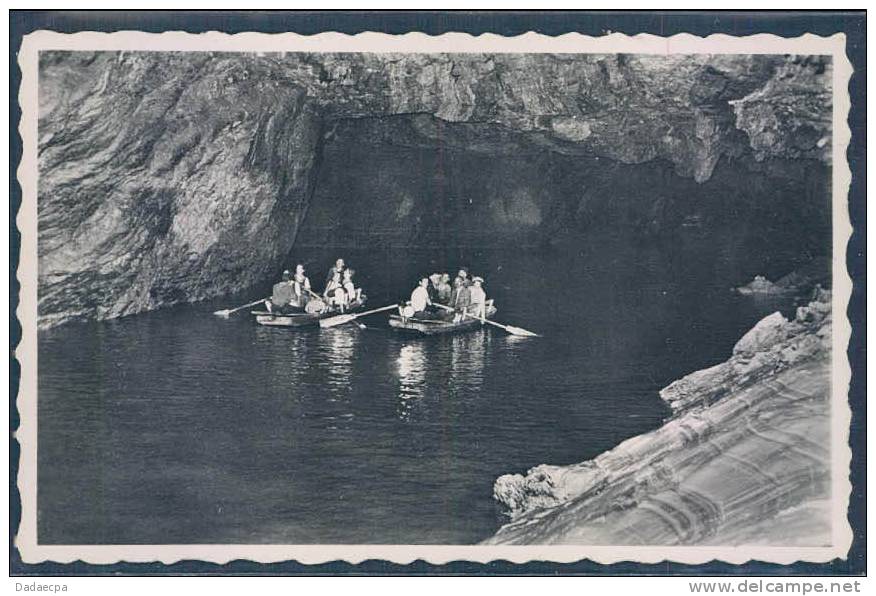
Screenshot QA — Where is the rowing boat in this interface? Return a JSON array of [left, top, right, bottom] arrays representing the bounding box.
[[251, 298, 367, 328], [388, 304, 497, 336]]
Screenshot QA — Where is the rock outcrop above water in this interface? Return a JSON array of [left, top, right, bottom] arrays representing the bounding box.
[[736, 256, 831, 296], [736, 276, 792, 296], [36, 52, 832, 327], [487, 290, 832, 546]]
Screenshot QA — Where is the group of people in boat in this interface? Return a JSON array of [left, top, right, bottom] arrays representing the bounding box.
[[267, 258, 363, 314], [402, 267, 489, 323], [266, 258, 489, 324]]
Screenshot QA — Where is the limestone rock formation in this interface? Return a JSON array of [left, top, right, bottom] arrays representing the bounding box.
[[36, 52, 833, 327], [732, 56, 833, 164], [488, 291, 832, 545], [38, 52, 323, 327]]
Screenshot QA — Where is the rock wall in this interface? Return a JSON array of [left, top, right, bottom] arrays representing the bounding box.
[[296, 115, 830, 249], [36, 52, 832, 327], [38, 52, 323, 327], [487, 290, 832, 545]]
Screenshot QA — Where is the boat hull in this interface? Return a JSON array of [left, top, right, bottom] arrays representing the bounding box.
[[251, 299, 367, 328], [388, 305, 497, 336]]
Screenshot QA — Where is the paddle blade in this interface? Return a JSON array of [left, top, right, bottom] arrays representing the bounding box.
[[213, 310, 231, 318], [506, 325, 539, 337], [319, 314, 354, 328]]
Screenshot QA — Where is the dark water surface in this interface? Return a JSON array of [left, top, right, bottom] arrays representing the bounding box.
[[38, 231, 798, 544]]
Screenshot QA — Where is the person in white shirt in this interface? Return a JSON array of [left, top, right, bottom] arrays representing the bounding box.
[[468, 276, 487, 322], [409, 277, 432, 319]]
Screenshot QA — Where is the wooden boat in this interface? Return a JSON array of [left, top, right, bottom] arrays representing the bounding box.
[[388, 304, 497, 336], [251, 297, 367, 328]]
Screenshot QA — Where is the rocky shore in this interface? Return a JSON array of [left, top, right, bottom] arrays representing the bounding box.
[[487, 288, 832, 546]]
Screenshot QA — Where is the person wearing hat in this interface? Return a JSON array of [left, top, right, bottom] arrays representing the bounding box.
[[468, 276, 487, 322], [268, 269, 295, 313], [291, 263, 311, 308]]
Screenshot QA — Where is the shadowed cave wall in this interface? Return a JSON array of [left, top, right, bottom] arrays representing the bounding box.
[[36, 51, 833, 328], [296, 115, 829, 261]]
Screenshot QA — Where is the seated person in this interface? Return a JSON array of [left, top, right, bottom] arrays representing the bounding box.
[[324, 270, 348, 311], [325, 258, 346, 287], [291, 263, 312, 308], [401, 277, 433, 320], [428, 273, 442, 301], [454, 268, 471, 289], [342, 268, 363, 305], [436, 273, 452, 304], [267, 270, 296, 313]]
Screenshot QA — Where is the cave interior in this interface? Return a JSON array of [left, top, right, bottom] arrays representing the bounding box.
[[295, 113, 830, 267], [35, 52, 833, 327]]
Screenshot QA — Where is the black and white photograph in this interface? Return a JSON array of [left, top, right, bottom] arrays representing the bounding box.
[[12, 22, 859, 571]]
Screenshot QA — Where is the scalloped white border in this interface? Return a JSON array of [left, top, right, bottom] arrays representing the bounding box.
[[15, 29, 854, 566]]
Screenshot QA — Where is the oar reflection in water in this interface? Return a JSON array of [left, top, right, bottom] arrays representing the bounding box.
[[396, 343, 428, 422]]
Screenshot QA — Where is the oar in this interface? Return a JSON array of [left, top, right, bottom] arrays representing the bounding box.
[[433, 303, 540, 337], [319, 303, 399, 328], [214, 297, 270, 318]]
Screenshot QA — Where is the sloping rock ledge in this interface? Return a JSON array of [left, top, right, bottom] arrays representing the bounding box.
[[487, 290, 832, 546]]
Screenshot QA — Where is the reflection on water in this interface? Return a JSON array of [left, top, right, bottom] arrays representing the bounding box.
[[318, 328, 359, 431], [255, 326, 309, 391], [322, 328, 359, 393], [37, 238, 800, 545], [395, 332, 490, 422], [449, 330, 488, 395], [396, 343, 427, 421]]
